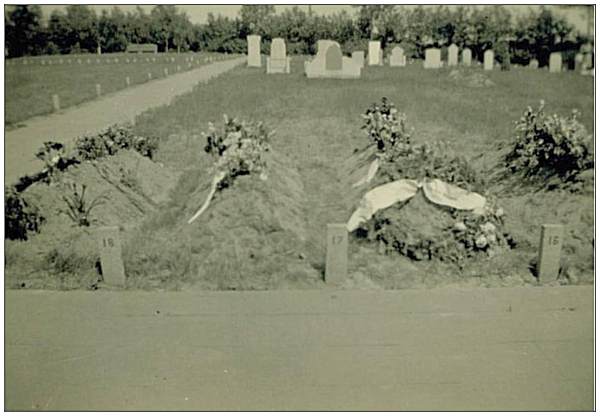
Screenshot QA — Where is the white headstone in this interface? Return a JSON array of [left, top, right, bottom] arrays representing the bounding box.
[[461, 48, 472, 66], [368, 41, 382, 65], [549, 52, 562, 73], [448, 44, 458, 66], [389, 46, 406, 67], [95, 84, 102, 97], [247, 35, 262, 67], [484, 50, 494, 71], [266, 38, 290, 74], [352, 51, 365, 68], [424, 48, 441, 69], [305, 41, 361, 79], [52, 94, 60, 112], [537, 224, 563, 283], [529, 59, 539, 69]]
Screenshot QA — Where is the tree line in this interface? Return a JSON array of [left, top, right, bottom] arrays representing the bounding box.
[[5, 5, 592, 67]]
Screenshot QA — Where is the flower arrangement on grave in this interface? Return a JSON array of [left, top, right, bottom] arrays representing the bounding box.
[[504, 100, 593, 191], [350, 98, 514, 264], [188, 115, 272, 224]]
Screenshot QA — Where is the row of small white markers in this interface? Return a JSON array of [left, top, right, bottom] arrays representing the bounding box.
[[7, 54, 230, 66], [49, 60, 205, 112], [96, 222, 565, 288]]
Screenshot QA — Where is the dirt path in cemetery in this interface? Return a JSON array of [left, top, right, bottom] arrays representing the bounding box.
[[5, 57, 246, 185], [5, 286, 593, 410]]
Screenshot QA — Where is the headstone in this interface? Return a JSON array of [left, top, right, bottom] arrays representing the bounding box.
[[95, 84, 102, 97], [59, 58, 63, 64], [424, 48, 441, 69], [325, 224, 348, 286], [305, 41, 361, 79], [529, 59, 539, 69], [389, 46, 406, 67], [97, 226, 126, 286], [247, 35, 262, 67], [125, 76, 130, 86], [447, 44, 458, 66], [164, 68, 169, 76], [133, 58, 137, 63], [483, 50, 494, 71], [549, 52, 562, 73], [325, 44, 343, 70], [41, 60, 45, 65], [461, 48, 472, 66], [537, 224, 563, 283], [148, 72, 152, 80], [125, 58, 129, 63], [52, 94, 60, 112], [115, 58, 119, 63], [177, 65, 181, 72], [368, 41, 382, 65], [266, 38, 291, 74], [352, 51, 365, 68], [86, 58, 91, 64], [171, 57, 175, 63], [77, 58, 82, 64]]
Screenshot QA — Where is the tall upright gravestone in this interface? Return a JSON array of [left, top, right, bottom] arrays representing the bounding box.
[[424, 48, 441, 69], [352, 51, 365, 68], [447, 44, 459, 66], [247, 35, 262, 67], [461, 48, 472, 66], [368, 41, 382, 66], [389, 47, 406, 67], [483, 50, 494, 71], [266, 38, 291, 74], [549, 52, 562, 73]]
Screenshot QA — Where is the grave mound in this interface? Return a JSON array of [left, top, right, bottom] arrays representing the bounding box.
[[123, 149, 321, 290], [6, 150, 179, 288], [448, 69, 494, 87]]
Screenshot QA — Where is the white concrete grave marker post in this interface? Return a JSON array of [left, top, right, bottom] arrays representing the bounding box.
[[125, 76, 130, 86], [164, 68, 169, 77], [97, 226, 126, 287], [95, 83, 102, 97], [325, 224, 348, 286], [537, 224, 564, 283], [148, 72, 152, 80], [424, 48, 442, 69]]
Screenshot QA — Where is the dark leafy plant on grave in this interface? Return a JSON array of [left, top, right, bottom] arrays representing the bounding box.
[[74, 124, 159, 161], [5, 186, 45, 240], [361, 97, 412, 154], [203, 114, 271, 189], [504, 101, 594, 191], [60, 182, 108, 227]]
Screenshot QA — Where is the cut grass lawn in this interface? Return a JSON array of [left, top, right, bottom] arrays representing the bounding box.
[[5, 52, 238, 127], [6, 56, 594, 289]]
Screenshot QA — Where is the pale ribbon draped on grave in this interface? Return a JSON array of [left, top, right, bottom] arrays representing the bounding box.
[[347, 178, 487, 232]]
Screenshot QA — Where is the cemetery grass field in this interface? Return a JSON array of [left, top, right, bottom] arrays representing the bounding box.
[[6, 56, 594, 290], [5, 52, 235, 128]]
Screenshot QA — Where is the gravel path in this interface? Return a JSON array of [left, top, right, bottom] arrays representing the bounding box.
[[5, 286, 593, 410], [5, 57, 246, 184]]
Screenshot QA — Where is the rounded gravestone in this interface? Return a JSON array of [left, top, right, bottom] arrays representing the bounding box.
[[325, 44, 343, 71]]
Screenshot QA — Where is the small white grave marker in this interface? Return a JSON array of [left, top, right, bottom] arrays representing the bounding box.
[[177, 65, 181, 72], [148, 72, 152, 80], [325, 224, 348, 286], [97, 226, 126, 286], [95, 83, 102, 97], [163, 68, 169, 76], [52, 94, 60, 112], [537, 224, 564, 283], [125, 76, 130, 86]]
